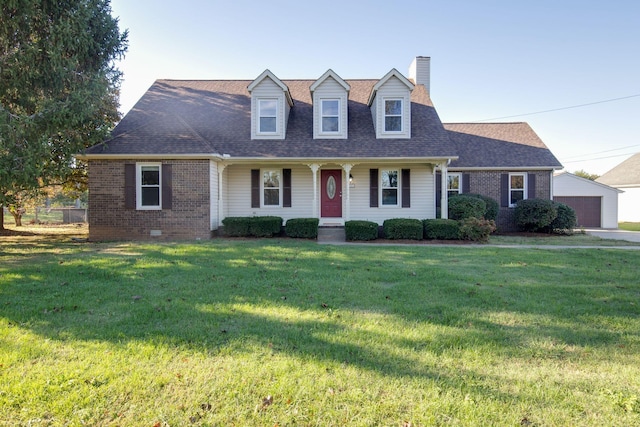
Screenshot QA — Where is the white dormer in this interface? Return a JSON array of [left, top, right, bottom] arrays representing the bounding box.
[[367, 68, 414, 139], [310, 69, 350, 139], [248, 70, 294, 140]]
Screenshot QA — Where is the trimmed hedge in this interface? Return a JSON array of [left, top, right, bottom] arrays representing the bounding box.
[[448, 195, 486, 221], [345, 220, 378, 241], [423, 218, 461, 240], [285, 218, 319, 239], [383, 218, 423, 240], [459, 217, 496, 242], [221, 216, 283, 237], [549, 202, 577, 235], [514, 199, 557, 232], [220, 217, 250, 237], [465, 193, 499, 221]]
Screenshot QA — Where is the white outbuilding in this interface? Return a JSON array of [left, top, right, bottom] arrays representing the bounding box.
[[553, 172, 621, 229]]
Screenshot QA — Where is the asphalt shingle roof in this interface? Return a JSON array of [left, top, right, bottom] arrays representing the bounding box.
[[596, 152, 640, 186], [83, 79, 561, 169]]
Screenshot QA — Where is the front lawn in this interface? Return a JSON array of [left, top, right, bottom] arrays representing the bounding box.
[[1, 235, 639, 426], [619, 222, 640, 232]]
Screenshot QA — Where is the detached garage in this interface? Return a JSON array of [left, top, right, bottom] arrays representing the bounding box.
[[553, 172, 621, 229]]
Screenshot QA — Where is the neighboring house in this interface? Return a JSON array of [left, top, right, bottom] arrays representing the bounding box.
[[554, 172, 621, 228], [78, 56, 562, 240], [596, 153, 640, 222]]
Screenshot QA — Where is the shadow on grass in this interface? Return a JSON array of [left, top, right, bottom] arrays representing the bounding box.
[[1, 239, 639, 382]]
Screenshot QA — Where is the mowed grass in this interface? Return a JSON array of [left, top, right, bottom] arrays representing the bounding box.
[[1, 234, 639, 426], [619, 222, 640, 232]]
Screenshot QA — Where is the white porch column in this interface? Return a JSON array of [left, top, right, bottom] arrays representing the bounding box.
[[440, 161, 449, 219], [307, 163, 321, 218], [340, 163, 353, 221], [217, 163, 228, 227]]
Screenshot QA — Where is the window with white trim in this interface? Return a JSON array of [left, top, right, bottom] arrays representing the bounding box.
[[447, 173, 462, 198], [381, 169, 399, 205], [137, 163, 161, 210], [321, 99, 339, 133], [509, 173, 526, 207], [258, 99, 277, 133], [262, 169, 282, 206], [384, 99, 403, 132]]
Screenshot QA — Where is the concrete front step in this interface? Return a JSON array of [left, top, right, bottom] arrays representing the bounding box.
[[317, 227, 346, 243]]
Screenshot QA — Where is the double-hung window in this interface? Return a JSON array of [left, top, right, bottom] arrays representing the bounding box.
[[137, 163, 161, 210], [262, 170, 281, 206], [381, 169, 399, 205], [509, 173, 526, 207], [321, 99, 339, 133], [384, 99, 403, 132], [447, 173, 462, 198], [258, 99, 277, 133]]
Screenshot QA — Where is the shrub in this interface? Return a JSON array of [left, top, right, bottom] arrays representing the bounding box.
[[465, 193, 499, 221], [423, 219, 460, 240], [383, 218, 423, 240], [249, 216, 283, 237], [459, 217, 496, 242], [448, 195, 486, 221], [549, 202, 577, 235], [285, 218, 319, 239], [514, 199, 557, 232], [345, 220, 378, 241], [221, 217, 251, 237]]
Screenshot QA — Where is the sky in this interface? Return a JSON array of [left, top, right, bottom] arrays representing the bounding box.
[[109, 0, 640, 175]]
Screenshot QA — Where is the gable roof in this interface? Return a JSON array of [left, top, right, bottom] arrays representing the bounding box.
[[596, 152, 640, 187], [248, 69, 294, 106], [367, 68, 414, 106], [82, 78, 453, 160], [310, 69, 350, 93], [443, 123, 563, 169]]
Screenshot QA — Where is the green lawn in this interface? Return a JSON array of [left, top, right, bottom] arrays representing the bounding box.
[[619, 222, 640, 232], [1, 233, 639, 426]]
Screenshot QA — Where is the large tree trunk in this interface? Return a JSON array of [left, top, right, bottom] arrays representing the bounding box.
[[9, 207, 24, 227], [0, 205, 4, 230]]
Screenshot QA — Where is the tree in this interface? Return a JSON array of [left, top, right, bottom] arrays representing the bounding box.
[[573, 169, 600, 181], [0, 0, 128, 229]]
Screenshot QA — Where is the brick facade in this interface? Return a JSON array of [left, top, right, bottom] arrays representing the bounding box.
[[88, 159, 211, 240], [464, 170, 552, 232]]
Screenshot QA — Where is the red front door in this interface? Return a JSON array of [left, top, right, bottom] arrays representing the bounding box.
[[321, 170, 342, 218]]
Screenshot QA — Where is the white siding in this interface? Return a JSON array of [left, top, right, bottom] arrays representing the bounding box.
[[225, 164, 315, 221], [553, 172, 620, 228], [210, 160, 219, 229], [349, 164, 435, 224], [250, 78, 288, 140], [372, 76, 412, 139], [618, 187, 640, 222], [313, 77, 348, 139]]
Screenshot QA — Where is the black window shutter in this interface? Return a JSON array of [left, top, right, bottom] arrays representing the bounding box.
[[528, 173, 536, 199], [162, 164, 172, 210], [283, 168, 292, 207], [435, 172, 442, 209], [124, 164, 136, 209], [500, 173, 510, 207], [401, 169, 410, 208], [462, 173, 471, 194], [251, 169, 260, 208], [369, 169, 379, 207]]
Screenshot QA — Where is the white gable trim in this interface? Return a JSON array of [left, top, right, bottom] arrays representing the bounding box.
[[310, 69, 351, 93], [247, 69, 293, 106], [367, 68, 414, 107]]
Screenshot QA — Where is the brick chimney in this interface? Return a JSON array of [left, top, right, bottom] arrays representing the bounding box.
[[408, 56, 431, 93]]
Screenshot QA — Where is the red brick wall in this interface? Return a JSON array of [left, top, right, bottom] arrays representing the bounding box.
[[464, 170, 552, 232], [88, 159, 211, 240]]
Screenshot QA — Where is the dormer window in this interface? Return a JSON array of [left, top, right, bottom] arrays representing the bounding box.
[[321, 99, 340, 133], [384, 99, 403, 132], [259, 99, 278, 133]]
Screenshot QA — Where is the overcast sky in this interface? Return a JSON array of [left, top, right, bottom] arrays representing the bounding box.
[[110, 0, 640, 175]]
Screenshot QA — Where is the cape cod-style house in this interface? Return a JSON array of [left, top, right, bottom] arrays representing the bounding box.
[[78, 57, 562, 240]]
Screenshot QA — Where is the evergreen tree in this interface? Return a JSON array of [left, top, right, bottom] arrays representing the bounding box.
[[0, 0, 128, 228]]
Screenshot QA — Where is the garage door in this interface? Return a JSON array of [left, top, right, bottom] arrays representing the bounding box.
[[554, 196, 601, 228]]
